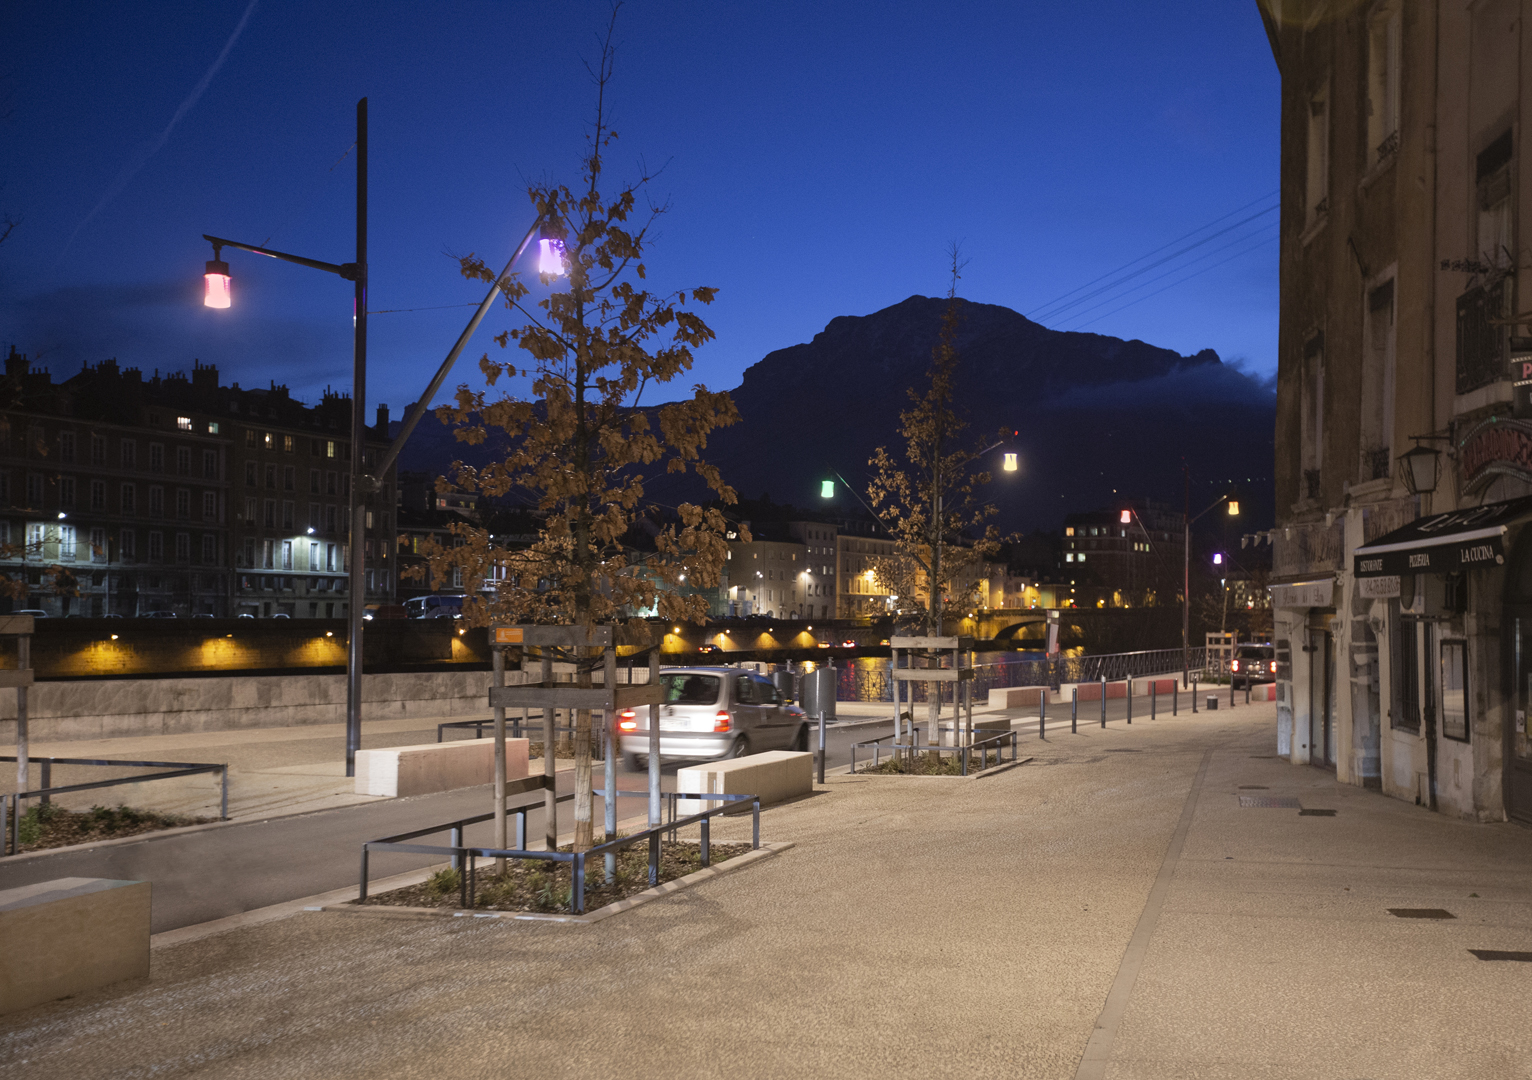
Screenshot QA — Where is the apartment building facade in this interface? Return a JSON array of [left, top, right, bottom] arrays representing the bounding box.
[[1260, 0, 1532, 822]]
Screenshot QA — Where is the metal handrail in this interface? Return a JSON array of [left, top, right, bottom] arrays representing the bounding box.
[[849, 729, 1018, 777], [0, 755, 229, 856], [359, 788, 760, 914]]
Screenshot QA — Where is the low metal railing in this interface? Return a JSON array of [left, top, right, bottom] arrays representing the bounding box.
[[358, 788, 760, 915], [849, 728, 1019, 777], [0, 755, 229, 857]]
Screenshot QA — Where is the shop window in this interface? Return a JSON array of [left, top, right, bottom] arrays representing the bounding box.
[[1393, 609, 1422, 733], [1439, 640, 1469, 742]]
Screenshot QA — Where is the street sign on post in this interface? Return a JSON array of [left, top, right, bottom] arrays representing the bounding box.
[[802, 666, 836, 783]]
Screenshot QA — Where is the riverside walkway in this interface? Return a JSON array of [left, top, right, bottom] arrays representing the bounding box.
[[5, 701, 1530, 1079]]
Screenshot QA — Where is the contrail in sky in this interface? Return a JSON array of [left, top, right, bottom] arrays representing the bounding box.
[[55, 0, 260, 266]]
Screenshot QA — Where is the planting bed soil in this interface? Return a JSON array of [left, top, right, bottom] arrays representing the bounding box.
[[359, 840, 755, 914], [858, 750, 1008, 775], [8, 802, 214, 853]]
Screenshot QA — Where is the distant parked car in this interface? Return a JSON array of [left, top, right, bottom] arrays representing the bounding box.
[[1231, 643, 1277, 689], [14, 609, 48, 618], [236, 612, 255, 619], [269, 613, 291, 619], [191, 613, 214, 619], [695, 643, 721, 655], [142, 610, 177, 619], [617, 666, 808, 768]]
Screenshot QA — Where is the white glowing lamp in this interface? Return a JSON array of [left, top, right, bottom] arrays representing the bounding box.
[[537, 237, 566, 276], [1119, 509, 1131, 524], [204, 257, 231, 308], [1003, 452, 1018, 472]]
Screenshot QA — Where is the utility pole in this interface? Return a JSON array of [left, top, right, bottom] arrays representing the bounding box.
[[1182, 463, 1190, 689]]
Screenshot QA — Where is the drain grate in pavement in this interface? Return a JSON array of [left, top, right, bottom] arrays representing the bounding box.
[[1239, 795, 1301, 808], [1104, 748, 1142, 753], [1388, 908, 1456, 919], [1238, 785, 1269, 790], [1249, 755, 1277, 759], [1469, 949, 1532, 962], [1299, 808, 1337, 816]]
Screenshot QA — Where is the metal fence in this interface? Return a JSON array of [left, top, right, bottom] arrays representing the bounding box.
[[0, 755, 229, 857], [832, 647, 1208, 704]]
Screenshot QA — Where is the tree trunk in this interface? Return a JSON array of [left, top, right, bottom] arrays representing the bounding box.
[[573, 647, 594, 850]]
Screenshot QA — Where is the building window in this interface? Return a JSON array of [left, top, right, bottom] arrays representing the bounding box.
[[24, 473, 42, 507], [202, 535, 217, 564], [246, 430, 258, 449], [283, 435, 295, 453], [203, 450, 218, 479], [175, 533, 191, 563], [148, 531, 164, 562], [90, 528, 106, 562], [57, 477, 75, 508], [1456, 278, 1509, 394], [310, 503, 321, 531], [58, 431, 76, 464], [244, 537, 256, 567], [92, 436, 108, 467], [243, 496, 257, 522], [282, 501, 294, 530], [149, 486, 164, 517], [1301, 334, 1324, 498], [1359, 279, 1395, 482], [60, 525, 75, 561], [284, 465, 295, 491], [1305, 82, 1329, 226], [245, 462, 257, 486], [177, 416, 193, 432], [264, 433, 274, 450], [203, 492, 217, 520], [282, 540, 293, 571], [90, 480, 105, 511], [327, 440, 337, 459], [1477, 130, 1514, 270], [326, 543, 337, 572], [325, 505, 337, 534], [262, 539, 275, 569], [208, 421, 220, 435], [310, 542, 321, 571], [176, 447, 191, 475], [1366, 2, 1401, 165], [1439, 639, 1469, 742], [176, 489, 191, 518], [119, 529, 135, 561], [265, 464, 277, 489], [326, 470, 337, 495], [1393, 610, 1421, 733], [120, 484, 136, 516], [149, 444, 164, 472], [263, 499, 276, 529]]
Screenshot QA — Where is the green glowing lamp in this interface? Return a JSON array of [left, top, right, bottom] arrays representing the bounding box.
[[820, 480, 835, 498]]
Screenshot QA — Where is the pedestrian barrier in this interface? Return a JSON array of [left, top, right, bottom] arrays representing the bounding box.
[[0, 755, 229, 857], [848, 728, 1019, 776], [358, 785, 760, 914]]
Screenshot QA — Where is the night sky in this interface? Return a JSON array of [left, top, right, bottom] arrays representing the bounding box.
[[0, 1, 1279, 416]]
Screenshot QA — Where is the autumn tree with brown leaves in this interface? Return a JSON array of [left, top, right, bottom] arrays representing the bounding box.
[[413, 12, 743, 851]]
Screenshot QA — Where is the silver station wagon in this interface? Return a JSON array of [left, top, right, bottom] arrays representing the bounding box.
[[618, 666, 809, 767]]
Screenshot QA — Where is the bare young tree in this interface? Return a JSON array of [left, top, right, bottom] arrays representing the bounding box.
[[414, 7, 743, 851], [866, 246, 1005, 732]]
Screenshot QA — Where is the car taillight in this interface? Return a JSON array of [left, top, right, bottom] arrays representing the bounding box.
[[618, 709, 637, 732], [714, 711, 732, 732], [1270, 661, 1278, 674], [1231, 660, 1240, 671]]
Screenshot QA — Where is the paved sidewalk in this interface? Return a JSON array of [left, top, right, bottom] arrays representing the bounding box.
[[5, 702, 1531, 1079]]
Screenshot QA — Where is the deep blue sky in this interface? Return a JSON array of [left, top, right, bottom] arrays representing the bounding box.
[[0, 1, 1279, 416]]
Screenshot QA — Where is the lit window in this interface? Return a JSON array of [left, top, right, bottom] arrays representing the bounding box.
[[1065, 527, 1074, 537], [208, 421, 220, 435], [264, 433, 274, 450], [177, 416, 193, 431]]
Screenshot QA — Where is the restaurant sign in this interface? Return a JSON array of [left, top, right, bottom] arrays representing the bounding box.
[[1460, 416, 1532, 491], [1352, 495, 1532, 577], [1270, 579, 1334, 608]]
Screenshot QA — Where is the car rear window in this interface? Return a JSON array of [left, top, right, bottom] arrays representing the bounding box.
[[661, 673, 722, 705], [1237, 646, 1274, 659]]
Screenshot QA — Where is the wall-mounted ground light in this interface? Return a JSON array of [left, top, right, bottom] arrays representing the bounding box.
[[109, 634, 119, 641], [325, 631, 334, 638]]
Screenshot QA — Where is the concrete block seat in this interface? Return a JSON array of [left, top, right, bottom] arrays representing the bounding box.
[[354, 737, 529, 798], [1, 877, 150, 1016], [677, 750, 813, 814]]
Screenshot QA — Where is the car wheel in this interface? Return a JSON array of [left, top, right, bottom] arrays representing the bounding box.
[[728, 735, 751, 758], [626, 753, 646, 771], [792, 724, 809, 752]]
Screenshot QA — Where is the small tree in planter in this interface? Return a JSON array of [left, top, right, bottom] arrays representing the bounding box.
[[866, 249, 1005, 742], [413, 12, 743, 851]]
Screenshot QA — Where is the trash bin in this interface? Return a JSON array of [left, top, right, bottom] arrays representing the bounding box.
[[1205, 696, 1219, 710]]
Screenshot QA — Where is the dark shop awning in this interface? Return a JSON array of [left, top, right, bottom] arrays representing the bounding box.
[[1353, 495, 1532, 577]]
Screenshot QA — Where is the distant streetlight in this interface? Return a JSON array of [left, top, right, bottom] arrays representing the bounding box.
[[820, 480, 835, 498], [204, 250, 231, 308], [1119, 509, 1131, 524], [1212, 552, 1223, 565], [1227, 500, 1240, 516], [1182, 485, 1238, 688], [1003, 452, 1018, 472]]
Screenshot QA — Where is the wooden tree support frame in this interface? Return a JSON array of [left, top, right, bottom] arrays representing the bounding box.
[[889, 634, 976, 746], [0, 615, 34, 800], [487, 626, 664, 871]]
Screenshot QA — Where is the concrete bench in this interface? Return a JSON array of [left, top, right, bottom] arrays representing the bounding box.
[[677, 750, 812, 814], [355, 737, 528, 798], [1, 877, 150, 1016], [1004, 687, 1051, 708]]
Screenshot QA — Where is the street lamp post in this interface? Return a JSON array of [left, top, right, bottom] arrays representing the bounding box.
[[1182, 484, 1238, 687], [202, 97, 558, 776]]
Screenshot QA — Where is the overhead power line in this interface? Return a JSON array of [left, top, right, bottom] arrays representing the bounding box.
[[1066, 232, 1279, 332]]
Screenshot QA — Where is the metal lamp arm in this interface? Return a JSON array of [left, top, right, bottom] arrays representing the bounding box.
[[370, 218, 544, 485], [201, 233, 356, 279]]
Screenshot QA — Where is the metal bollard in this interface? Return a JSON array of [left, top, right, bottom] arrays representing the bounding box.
[[1100, 677, 1107, 728], [1192, 678, 1199, 712], [1246, 681, 1251, 705], [1231, 676, 1236, 709], [1039, 703, 1045, 740], [1151, 680, 1157, 720], [817, 710, 827, 785], [1071, 688, 1078, 734], [1173, 683, 1178, 716], [40, 759, 51, 806], [1127, 680, 1132, 725]]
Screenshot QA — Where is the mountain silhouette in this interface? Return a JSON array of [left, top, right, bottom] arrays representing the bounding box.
[[398, 294, 1275, 536]]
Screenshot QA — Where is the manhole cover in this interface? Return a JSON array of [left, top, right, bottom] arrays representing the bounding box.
[[1238, 785, 1269, 790], [1239, 795, 1301, 808], [1388, 908, 1456, 920], [1469, 949, 1532, 961], [1299, 808, 1337, 817]]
